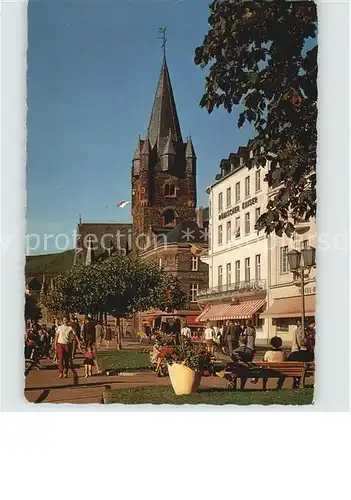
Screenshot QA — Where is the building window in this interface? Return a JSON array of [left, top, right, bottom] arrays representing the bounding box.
[[191, 256, 199, 271], [235, 260, 240, 283], [255, 254, 261, 280], [280, 246, 289, 273], [226, 187, 232, 208], [235, 217, 240, 238], [218, 266, 223, 288], [245, 176, 250, 198], [190, 283, 199, 303], [218, 225, 223, 245], [255, 207, 261, 225], [235, 182, 240, 203], [245, 212, 250, 235], [226, 263, 232, 286], [226, 220, 231, 242], [245, 257, 251, 282], [300, 239, 309, 250], [255, 169, 261, 192], [162, 208, 177, 227], [164, 184, 176, 197], [218, 192, 223, 212]]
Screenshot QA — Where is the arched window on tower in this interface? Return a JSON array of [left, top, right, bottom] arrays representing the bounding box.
[[164, 184, 176, 197], [162, 208, 178, 227]]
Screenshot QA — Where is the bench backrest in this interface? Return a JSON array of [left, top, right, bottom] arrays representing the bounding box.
[[233, 361, 315, 377]]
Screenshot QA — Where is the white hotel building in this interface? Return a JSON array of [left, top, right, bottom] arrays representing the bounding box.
[[197, 146, 316, 344]]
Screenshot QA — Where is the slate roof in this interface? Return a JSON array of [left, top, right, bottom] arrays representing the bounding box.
[[147, 56, 183, 148], [162, 219, 208, 245], [74, 222, 132, 265]]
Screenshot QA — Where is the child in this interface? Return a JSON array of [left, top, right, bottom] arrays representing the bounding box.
[[83, 343, 96, 378]]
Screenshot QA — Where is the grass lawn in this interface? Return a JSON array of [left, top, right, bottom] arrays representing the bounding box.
[[97, 349, 150, 372], [104, 386, 314, 405]]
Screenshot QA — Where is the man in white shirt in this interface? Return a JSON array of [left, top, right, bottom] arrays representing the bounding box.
[[204, 323, 215, 355], [181, 324, 192, 339], [55, 317, 81, 378]]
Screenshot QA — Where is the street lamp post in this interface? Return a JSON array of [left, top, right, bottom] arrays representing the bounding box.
[[287, 246, 316, 336]]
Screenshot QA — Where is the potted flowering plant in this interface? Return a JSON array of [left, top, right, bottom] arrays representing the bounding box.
[[158, 338, 212, 395]]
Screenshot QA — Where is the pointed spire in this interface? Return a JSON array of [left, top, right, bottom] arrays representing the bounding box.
[[162, 129, 176, 155], [147, 57, 183, 149], [141, 137, 150, 155], [185, 137, 196, 158], [133, 136, 141, 160]]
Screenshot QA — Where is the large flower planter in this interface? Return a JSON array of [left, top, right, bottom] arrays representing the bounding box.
[[167, 362, 202, 395]]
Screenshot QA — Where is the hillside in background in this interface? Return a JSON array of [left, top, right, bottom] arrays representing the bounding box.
[[25, 249, 75, 278]]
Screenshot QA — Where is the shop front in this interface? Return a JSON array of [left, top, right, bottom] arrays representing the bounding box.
[[139, 309, 201, 334], [261, 293, 316, 342]]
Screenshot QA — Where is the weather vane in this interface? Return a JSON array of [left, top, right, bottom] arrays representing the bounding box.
[[157, 26, 167, 56]]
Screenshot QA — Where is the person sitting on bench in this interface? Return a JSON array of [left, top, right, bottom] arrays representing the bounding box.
[[288, 338, 314, 389], [252, 337, 286, 388], [263, 336, 286, 362], [232, 336, 254, 363]]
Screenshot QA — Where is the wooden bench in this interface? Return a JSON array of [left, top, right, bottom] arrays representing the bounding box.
[[216, 361, 315, 390]]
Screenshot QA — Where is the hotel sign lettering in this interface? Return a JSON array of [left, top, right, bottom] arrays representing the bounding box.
[[219, 196, 258, 220], [298, 286, 316, 295]]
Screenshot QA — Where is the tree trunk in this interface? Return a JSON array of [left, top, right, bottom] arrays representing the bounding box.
[[114, 316, 120, 351], [118, 317, 122, 350]]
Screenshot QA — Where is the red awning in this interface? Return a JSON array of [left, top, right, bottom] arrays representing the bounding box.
[[196, 300, 266, 322], [185, 314, 201, 327]]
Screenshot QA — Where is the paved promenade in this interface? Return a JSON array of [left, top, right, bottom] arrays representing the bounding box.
[[24, 339, 300, 404], [24, 340, 228, 404]]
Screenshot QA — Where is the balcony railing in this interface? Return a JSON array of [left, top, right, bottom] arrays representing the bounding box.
[[198, 279, 267, 299]]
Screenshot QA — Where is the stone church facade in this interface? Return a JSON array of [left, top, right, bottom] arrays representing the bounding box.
[[131, 53, 208, 331], [131, 54, 197, 249]]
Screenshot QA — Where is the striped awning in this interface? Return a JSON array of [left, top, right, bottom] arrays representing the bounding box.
[[196, 300, 266, 322]]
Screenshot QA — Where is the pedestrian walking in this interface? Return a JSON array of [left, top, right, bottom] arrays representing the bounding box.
[[54, 316, 81, 378], [181, 323, 191, 340], [291, 320, 304, 352], [243, 319, 256, 353], [70, 316, 81, 363], [104, 322, 112, 348], [204, 322, 215, 356], [95, 321, 103, 349], [226, 320, 237, 358], [82, 316, 96, 347], [83, 343, 96, 378]]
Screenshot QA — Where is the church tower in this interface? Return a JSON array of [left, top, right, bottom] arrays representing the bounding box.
[[131, 52, 197, 243]]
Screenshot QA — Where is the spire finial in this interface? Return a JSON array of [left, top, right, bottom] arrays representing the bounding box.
[[79, 213, 82, 225], [157, 26, 167, 58]]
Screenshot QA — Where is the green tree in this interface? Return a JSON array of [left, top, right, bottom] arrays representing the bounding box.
[[195, 0, 317, 236], [40, 255, 187, 347]]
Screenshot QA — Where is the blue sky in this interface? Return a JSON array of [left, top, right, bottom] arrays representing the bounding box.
[[27, 0, 254, 254]]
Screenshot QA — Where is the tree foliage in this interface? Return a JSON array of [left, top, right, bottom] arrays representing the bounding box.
[[195, 0, 317, 236], [40, 255, 187, 317]]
